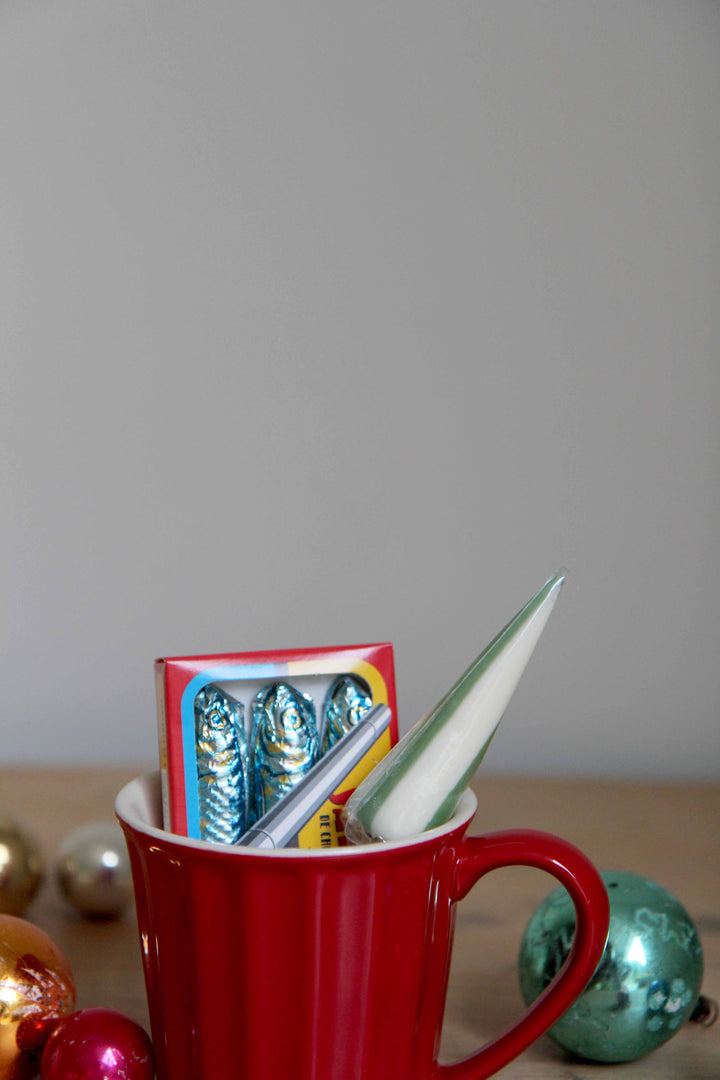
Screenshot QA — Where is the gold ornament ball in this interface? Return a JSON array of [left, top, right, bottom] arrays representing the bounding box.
[[0, 913, 76, 1080], [0, 812, 44, 917], [54, 821, 133, 919]]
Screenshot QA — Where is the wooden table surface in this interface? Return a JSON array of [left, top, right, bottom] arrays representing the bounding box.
[[2, 768, 718, 1079]]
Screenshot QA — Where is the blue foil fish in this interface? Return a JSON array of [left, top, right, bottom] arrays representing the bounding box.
[[251, 681, 319, 820], [321, 674, 373, 753], [194, 685, 249, 844]]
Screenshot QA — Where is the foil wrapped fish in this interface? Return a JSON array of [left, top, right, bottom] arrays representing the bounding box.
[[194, 685, 249, 844], [251, 681, 318, 820], [321, 674, 373, 753]]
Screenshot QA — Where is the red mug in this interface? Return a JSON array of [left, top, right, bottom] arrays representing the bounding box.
[[116, 772, 608, 1080]]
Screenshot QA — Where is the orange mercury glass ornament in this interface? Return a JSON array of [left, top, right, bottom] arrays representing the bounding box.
[[0, 914, 75, 1080]]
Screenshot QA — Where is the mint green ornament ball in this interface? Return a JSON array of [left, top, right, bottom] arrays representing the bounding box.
[[518, 871, 703, 1063]]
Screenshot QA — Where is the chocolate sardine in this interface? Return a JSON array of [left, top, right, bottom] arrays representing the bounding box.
[[251, 681, 318, 820], [194, 685, 249, 844], [321, 674, 373, 753]]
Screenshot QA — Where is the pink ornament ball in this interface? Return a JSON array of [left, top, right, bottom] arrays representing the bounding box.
[[41, 1007, 154, 1080]]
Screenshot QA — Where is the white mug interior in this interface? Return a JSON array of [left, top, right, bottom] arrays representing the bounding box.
[[116, 771, 478, 858]]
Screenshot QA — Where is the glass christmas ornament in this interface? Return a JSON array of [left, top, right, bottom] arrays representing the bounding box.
[[518, 870, 704, 1063], [0, 914, 75, 1080], [55, 822, 133, 919], [0, 812, 44, 916], [41, 1008, 154, 1080]]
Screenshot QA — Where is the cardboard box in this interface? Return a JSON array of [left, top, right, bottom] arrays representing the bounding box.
[[155, 642, 398, 847]]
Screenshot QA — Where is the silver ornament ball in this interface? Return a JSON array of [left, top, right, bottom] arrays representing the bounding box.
[[0, 811, 44, 915], [55, 821, 133, 919]]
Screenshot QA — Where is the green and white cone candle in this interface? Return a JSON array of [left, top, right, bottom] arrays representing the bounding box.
[[344, 569, 567, 843]]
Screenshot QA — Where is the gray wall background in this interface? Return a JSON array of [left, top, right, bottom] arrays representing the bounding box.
[[2, 2, 719, 777]]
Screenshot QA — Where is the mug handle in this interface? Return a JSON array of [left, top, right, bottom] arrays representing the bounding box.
[[434, 828, 610, 1080]]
